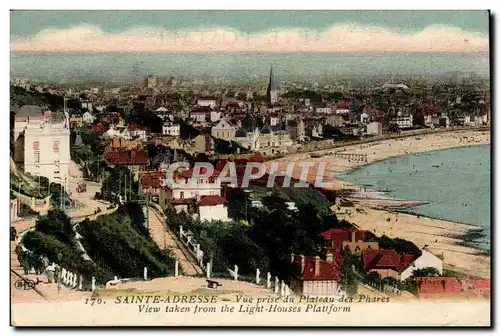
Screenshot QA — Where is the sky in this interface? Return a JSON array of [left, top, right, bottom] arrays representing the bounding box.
[[10, 10, 490, 53]]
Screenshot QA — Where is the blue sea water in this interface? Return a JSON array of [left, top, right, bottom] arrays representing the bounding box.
[[10, 52, 489, 84], [337, 145, 491, 249]]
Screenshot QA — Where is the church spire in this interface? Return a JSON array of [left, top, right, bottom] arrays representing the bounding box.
[[267, 66, 277, 105]]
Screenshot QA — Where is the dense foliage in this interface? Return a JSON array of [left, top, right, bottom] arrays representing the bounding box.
[[22, 209, 99, 277], [78, 208, 177, 280], [377, 235, 421, 255], [167, 190, 351, 279], [22, 205, 177, 283]]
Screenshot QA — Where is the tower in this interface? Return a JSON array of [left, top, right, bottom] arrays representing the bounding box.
[[267, 67, 278, 105]]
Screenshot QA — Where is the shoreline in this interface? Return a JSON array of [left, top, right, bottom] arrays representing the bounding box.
[[336, 142, 489, 178], [267, 129, 491, 279]]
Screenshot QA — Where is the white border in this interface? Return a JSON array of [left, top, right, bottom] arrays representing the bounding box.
[[2, 2, 497, 335]]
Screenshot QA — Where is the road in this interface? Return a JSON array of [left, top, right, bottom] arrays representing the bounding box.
[[11, 161, 113, 303], [145, 206, 202, 276]]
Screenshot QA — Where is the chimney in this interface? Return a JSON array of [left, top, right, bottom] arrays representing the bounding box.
[[300, 255, 305, 274], [314, 256, 320, 277], [351, 231, 356, 243], [326, 253, 334, 263]]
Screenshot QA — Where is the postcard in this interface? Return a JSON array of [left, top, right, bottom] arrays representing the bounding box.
[[10, 10, 490, 327]]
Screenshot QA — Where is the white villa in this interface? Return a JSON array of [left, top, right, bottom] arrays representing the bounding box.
[[159, 167, 230, 222], [14, 105, 71, 190]]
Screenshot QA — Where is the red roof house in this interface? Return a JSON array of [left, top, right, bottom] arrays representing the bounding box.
[[139, 171, 166, 194], [362, 249, 418, 279], [104, 149, 149, 165], [290, 253, 343, 296], [417, 277, 491, 299], [416, 277, 462, 298], [320, 228, 366, 243], [197, 195, 227, 207]]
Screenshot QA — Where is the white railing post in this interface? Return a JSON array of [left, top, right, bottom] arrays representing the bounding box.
[[79, 275, 83, 290], [91, 277, 96, 291], [233, 265, 239, 281], [179, 225, 183, 237], [143, 267, 148, 280], [256, 268, 260, 285], [206, 262, 211, 279], [175, 260, 179, 277], [114, 275, 118, 282], [274, 277, 279, 294], [280, 280, 285, 297], [267, 272, 271, 289]]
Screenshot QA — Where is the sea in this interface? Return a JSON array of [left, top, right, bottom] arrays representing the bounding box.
[[337, 145, 491, 249], [10, 52, 489, 84]]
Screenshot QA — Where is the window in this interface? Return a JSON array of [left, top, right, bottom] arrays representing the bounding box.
[[53, 141, 60, 152], [33, 141, 39, 150], [34, 152, 40, 163], [180, 191, 184, 199]]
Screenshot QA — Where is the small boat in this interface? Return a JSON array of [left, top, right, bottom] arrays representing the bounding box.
[[432, 165, 440, 168]]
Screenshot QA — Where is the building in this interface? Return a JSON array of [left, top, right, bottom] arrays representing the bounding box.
[[138, 171, 166, 197], [192, 134, 214, 154], [190, 108, 210, 123], [400, 249, 443, 281], [211, 119, 237, 141], [266, 67, 279, 105], [320, 228, 378, 255], [162, 122, 181, 137], [104, 149, 148, 166], [290, 254, 343, 297], [210, 111, 222, 123], [234, 125, 292, 155], [320, 227, 367, 243], [461, 279, 490, 299], [315, 104, 332, 114], [124, 123, 148, 141], [145, 75, 158, 89], [159, 167, 230, 222], [14, 105, 71, 190], [335, 103, 350, 115], [416, 277, 463, 299], [196, 195, 230, 222], [82, 111, 96, 124], [362, 249, 418, 280], [366, 122, 383, 136], [390, 112, 413, 129], [305, 122, 323, 138], [340, 232, 379, 256], [197, 98, 218, 109], [288, 119, 306, 142], [10, 199, 20, 221], [439, 115, 450, 128], [360, 113, 370, 124], [154, 107, 174, 122]]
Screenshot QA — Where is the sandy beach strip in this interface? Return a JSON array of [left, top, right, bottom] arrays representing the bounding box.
[[266, 129, 490, 279]]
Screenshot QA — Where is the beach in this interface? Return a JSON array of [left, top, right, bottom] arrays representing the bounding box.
[[266, 129, 491, 279]]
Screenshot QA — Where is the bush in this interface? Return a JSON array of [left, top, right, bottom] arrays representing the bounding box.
[[377, 235, 421, 255], [22, 230, 96, 276], [78, 213, 177, 279], [35, 209, 74, 245]]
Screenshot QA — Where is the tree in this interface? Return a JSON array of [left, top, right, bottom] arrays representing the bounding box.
[[341, 250, 359, 296], [35, 209, 74, 245], [411, 267, 441, 278]]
